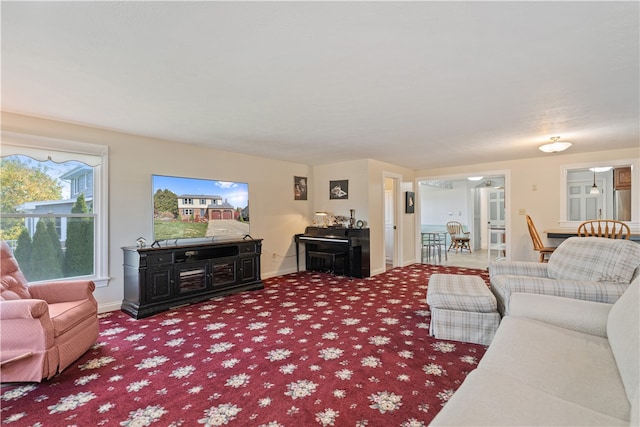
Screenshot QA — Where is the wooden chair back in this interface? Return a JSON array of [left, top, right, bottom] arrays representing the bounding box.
[[526, 215, 544, 251], [446, 221, 464, 236], [577, 220, 630, 239]]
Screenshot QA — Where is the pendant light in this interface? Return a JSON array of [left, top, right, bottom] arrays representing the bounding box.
[[590, 170, 600, 195]]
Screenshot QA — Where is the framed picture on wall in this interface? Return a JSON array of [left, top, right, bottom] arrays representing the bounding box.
[[405, 191, 415, 213], [294, 176, 307, 200], [329, 180, 348, 199]]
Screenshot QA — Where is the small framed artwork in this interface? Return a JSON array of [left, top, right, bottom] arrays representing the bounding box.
[[294, 176, 307, 200], [405, 191, 415, 213], [329, 180, 348, 200]]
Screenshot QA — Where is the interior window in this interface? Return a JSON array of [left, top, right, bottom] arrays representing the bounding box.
[[560, 159, 638, 227]]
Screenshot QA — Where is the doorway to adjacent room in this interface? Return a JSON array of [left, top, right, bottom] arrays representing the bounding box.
[[384, 174, 401, 271], [417, 172, 508, 269]]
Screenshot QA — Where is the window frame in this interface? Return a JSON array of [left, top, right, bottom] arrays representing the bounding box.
[[1, 131, 110, 287], [559, 158, 639, 229]]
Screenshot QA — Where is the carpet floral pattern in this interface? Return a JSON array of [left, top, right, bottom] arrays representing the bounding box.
[[1, 264, 489, 426]]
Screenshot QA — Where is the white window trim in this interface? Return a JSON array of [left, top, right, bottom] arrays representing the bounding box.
[[559, 158, 639, 229], [1, 131, 110, 287]]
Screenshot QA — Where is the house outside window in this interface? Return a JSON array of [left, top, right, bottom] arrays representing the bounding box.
[[0, 133, 109, 287]]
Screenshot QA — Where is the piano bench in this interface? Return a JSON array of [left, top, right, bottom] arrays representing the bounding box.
[[307, 250, 347, 275]]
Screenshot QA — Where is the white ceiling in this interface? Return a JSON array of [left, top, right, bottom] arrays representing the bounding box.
[[2, 1, 639, 170]]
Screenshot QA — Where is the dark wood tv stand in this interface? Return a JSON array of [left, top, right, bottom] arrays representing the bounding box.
[[121, 239, 263, 319]]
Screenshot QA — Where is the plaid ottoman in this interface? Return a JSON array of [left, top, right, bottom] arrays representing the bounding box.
[[427, 274, 500, 346]]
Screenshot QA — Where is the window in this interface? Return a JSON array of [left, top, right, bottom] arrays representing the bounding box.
[[0, 132, 109, 287], [560, 159, 639, 227], [183, 209, 193, 215], [184, 198, 193, 205]]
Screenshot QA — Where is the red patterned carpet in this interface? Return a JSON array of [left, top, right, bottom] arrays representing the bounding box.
[[1, 264, 489, 426]]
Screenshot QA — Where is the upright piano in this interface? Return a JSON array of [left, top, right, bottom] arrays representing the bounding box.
[[295, 226, 370, 278]]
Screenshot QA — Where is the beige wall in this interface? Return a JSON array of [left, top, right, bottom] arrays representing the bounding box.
[[312, 159, 370, 224], [416, 146, 640, 262], [2, 112, 314, 311]]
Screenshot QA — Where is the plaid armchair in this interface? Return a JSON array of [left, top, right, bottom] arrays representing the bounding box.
[[0, 241, 99, 382], [490, 237, 640, 316]]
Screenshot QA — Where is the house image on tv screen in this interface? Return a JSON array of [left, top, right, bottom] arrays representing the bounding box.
[[178, 195, 244, 222]]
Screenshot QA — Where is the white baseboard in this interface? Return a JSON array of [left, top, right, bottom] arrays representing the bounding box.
[[261, 267, 298, 279], [98, 301, 123, 314]]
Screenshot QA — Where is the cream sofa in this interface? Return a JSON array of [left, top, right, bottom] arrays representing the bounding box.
[[490, 237, 640, 316], [430, 276, 639, 426]]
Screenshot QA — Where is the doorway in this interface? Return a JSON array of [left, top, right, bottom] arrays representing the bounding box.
[[418, 173, 508, 269], [384, 175, 400, 270]]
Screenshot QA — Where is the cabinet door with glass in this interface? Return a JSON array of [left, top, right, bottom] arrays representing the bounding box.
[[211, 257, 238, 288], [175, 261, 211, 296]]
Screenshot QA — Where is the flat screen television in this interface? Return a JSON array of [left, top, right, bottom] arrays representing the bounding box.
[[152, 174, 250, 245]]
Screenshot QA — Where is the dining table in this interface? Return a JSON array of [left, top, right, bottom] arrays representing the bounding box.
[[421, 231, 448, 263]]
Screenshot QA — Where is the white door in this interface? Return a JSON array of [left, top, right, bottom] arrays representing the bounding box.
[[488, 189, 505, 227], [384, 188, 394, 266], [472, 189, 482, 251], [488, 189, 505, 258], [568, 179, 604, 220]]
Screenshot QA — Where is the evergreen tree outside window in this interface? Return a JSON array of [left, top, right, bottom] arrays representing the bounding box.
[[65, 194, 94, 277], [30, 219, 63, 281], [14, 228, 32, 273], [0, 134, 108, 286]]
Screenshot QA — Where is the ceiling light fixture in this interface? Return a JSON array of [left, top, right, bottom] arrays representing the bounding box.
[[468, 176, 483, 181], [538, 136, 572, 153], [590, 166, 613, 173], [590, 170, 600, 195]]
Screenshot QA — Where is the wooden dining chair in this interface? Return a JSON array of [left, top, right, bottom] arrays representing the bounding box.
[[446, 221, 472, 253], [526, 215, 556, 262], [577, 220, 630, 239]]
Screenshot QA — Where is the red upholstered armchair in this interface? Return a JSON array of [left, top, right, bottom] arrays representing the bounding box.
[[0, 241, 99, 382]]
